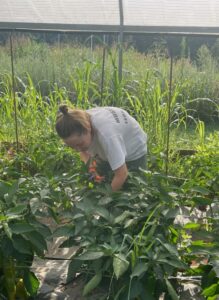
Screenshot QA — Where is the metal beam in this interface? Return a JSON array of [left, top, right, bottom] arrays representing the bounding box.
[[1, 23, 219, 35]]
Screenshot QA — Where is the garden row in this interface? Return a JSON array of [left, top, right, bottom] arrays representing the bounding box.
[[0, 39, 218, 298], [0, 127, 218, 299]]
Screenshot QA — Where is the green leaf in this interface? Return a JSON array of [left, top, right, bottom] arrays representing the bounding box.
[[183, 223, 201, 230], [191, 240, 213, 247], [67, 259, 83, 282], [211, 260, 219, 277], [163, 208, 180, 219], [26, 217, 52, 238], [6, 204, 27, 216], [77, 251, 104, 260], [72, 213, 84, 220], [114, 285, 126, 300], [18, 178, 27, 186], [23, 270, 40, 296], [76, 199, 94, 213], [47, 207, 59, 223], [24, 231, 47, 255], [2, 181, 18, 202], [52, 225, 75, 237], [157, 239, 179, 256], [113, 253, 129, 279], [59, 237, 76, 248], [94, 207, 111, 221], [3, 222, 12, 239], [124, 218, 136, 228], [191, 231, 215, 242], [40, 189, 50, 199], [191, 186, 210, 195], [74, 219, 85, 235], [98, 196, 113, 205], [192, 196, 212, 206], [82, 272, 102, 296], [0, 181, 12, 197], [34, 224, 52, 239], [114, 211, 131, 224], [207, 295, 219, 300], [157, 258, 187, 270], [141, 272, 156, 300], [189, 245, 216, 255], [9, 222, 35, 234], [165, 278, 179, 300], [12, 235, 32, 255], [131, 262, 148, 278], [202, 283, 218, 297], [29, 197, 41, 214], [0, 215, 7, 221]]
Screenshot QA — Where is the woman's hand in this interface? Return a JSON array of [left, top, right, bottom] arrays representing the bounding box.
[[88, 159, 105, 183]]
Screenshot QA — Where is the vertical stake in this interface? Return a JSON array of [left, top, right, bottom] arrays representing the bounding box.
[[10, 32, 19, 152], [118, 0, 124, 82], [100, 35, 107, 103], [90, 34, 93, 60], [165, 48, 173, 176]]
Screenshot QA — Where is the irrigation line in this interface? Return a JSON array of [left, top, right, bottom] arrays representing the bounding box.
[[165, 49, 173, 175], [9, 32, 19, 152], [43, 256, 72, 260], [168, 276, 201, 281]]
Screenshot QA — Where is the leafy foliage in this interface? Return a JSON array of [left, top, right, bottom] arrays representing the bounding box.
[[51, 170, 189, 299], [0, 38, 218, 299], [0, 178, 51, 299]]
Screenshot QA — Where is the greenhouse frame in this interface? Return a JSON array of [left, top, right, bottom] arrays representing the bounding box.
[[0, 2, 219, 299], [1, 0, 219, 34]]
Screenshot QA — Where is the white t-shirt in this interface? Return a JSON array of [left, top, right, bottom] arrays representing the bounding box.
[[87, 107, 147, 170]]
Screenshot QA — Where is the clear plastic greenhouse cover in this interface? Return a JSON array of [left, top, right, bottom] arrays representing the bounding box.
[[0, 0, 219, 34]]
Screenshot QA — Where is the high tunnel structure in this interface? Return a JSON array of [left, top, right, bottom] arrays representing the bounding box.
[[1, 0, 219, 34]]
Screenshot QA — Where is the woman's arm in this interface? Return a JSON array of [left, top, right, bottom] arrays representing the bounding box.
[[111, 163, 128, 192]]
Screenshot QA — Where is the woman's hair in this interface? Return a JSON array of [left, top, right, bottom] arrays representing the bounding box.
[[55, 104, 91, 139]]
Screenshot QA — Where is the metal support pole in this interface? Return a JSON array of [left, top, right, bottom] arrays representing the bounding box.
[[91, 34, 93, 52], [118, 0, 124, 82], [165, 48, 173, 175], [90, 34, 94, 60], [10, 33, 19, 152], [100, 35, 107, 103]]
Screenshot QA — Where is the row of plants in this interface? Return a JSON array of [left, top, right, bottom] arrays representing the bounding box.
[[0, 39, 218, 298], [0, 73, 218, 156], [0, 129, 218, 299], [0, 37, 218, 121], [0, 177, 49, 299], [0, 137, 79, 299]]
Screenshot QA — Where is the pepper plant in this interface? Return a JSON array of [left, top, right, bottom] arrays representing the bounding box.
[[0, 178, 52, 300], [51, 170, 189, 299]]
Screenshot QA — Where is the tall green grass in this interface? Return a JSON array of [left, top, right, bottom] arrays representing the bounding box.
[[0, 37, 218, 166]]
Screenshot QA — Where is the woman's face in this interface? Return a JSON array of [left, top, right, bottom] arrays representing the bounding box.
[[63, 131, 92, 152]]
